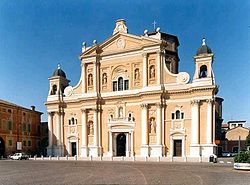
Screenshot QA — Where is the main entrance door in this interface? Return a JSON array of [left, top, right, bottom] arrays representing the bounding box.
[[71, 142, 77, 156], [0, 137, 5, 157], [116, 133, 126, 156], [173, 140, 182, 156]]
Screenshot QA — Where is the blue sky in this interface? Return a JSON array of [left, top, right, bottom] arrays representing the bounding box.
[[0, 0, 249, 125]]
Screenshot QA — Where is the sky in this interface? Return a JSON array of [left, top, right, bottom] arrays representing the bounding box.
[[0, 0, 249, 125]]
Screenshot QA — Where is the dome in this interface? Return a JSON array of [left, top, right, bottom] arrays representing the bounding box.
[[52, 64, 66, 78], [196, 38, 212, 55]]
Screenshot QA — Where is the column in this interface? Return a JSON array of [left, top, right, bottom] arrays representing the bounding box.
[[206, 99, 213, 144], [140, 104, 148, 156], [190, 100, 200, 158], [126, 133, 129, 157], [81, 109, 88, 157], [156, 51, 162, 84], [131, 131, 134, 156], [142, 53, 148, 87], [98, 108, 102, 155], [93, 60, 97, 92], [156, 103, 162, 145], [81, 62, 86, 93], [191, 100, 200, 144], [48, 112, 53, 147], [81, 109, 87, 147], [93, 109, 98, 146], [109, 131, 113, 156], [56, 112, 61, 146], [140, 104, 148, 145]]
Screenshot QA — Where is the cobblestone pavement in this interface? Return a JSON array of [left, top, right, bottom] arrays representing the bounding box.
[[0, 160, 249, 185]]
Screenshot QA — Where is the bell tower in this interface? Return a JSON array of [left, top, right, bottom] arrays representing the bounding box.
[[193, 38, 215, 86], [47, 64, 70, 101]]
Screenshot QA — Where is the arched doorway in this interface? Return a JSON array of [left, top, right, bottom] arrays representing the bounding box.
[[0, 137, 5, 157], [116, 133, 126, 156]]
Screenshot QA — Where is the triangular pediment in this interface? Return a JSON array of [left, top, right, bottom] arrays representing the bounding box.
[[81, 32, 161, 58]]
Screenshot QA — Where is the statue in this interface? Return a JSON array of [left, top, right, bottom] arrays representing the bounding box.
[[88, 74, 93, 86], [89, 124, 94, 135], [135, 69, 139, 80], [150, 65, 155, 78], [150, 119, 155, 134], [102, 73, 107, 84]]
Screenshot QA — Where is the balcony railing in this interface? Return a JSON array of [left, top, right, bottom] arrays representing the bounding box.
[[108, 117, 135, 123]]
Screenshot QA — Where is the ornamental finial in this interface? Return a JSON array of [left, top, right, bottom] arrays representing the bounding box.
[[202, 38, 206, 46]]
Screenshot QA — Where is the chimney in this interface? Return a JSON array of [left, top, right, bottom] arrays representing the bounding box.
[[31, 106, 35, 111]]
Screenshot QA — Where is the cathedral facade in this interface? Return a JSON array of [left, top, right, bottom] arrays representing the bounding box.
[[45, 19, 223, 162]]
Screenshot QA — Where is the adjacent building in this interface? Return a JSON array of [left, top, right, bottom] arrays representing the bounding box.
[[45, 19, 223, 162], [219, 120, 249, 154], [0, 99, 43, 157]]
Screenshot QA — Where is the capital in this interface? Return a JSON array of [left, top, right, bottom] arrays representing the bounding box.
[[156, 103, 163, 108], [206, 99, 213, 104], [81, 108, 87, 113], [142, 53, 148, 58], [140, 103, 148, 109], [47, 112, 54, 116], [191, 99, 200, 106]]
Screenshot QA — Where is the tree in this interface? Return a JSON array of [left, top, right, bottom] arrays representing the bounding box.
[[246, 130, 250, 147]]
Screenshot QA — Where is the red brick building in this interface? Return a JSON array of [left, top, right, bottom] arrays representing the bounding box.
[[0, 99, 43, 157]]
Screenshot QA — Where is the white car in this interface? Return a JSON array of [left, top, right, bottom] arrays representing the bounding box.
[[9, 153, 29, 160]]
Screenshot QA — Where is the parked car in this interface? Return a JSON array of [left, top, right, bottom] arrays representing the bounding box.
[[9, 153, 29, 160], [222, 152, 233, 157]]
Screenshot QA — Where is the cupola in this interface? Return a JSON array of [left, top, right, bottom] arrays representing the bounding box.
[[52, 64, 66, 78], [196, 38, 212, 55]]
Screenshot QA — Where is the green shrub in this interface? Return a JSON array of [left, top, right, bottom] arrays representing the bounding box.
[[234, 151, 250, 163]]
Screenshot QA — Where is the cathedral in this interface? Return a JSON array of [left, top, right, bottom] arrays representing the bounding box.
[[45, 19, 223, 162]]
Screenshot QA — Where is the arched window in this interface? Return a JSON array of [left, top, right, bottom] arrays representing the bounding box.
[[172, 110, 184, 120], [118, 77, 123, 91], [113, 77, 129, 91], [176, 110, 180, 119], [51, 85, 57, 95], [199, 65, 207, 78]]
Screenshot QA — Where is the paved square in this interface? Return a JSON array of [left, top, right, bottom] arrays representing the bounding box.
[[0, 160, 249, 185]]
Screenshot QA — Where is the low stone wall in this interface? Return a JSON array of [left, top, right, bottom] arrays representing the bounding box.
[[32, 156, 212, 163]]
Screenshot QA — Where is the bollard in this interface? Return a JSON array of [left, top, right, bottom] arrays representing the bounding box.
[[34, 155, 36, 160], [57, 156, 59, 160], [74, 155, 77, 161], [49, 156, 51, 160], [66, 155, 68, 160]]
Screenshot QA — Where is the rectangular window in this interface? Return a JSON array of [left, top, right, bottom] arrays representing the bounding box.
[[113, 81, 117, 91], [28, 124, 31, 132], [23, 140, 26, 146], [172, 113, 175, 120], [28, 140, 31, 147], [124, 80, 129, 90], [8, 121, 12, 130], [8, 140, 12, 146], [23, 123, 26, 131], [181, 113, 184, 119]]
